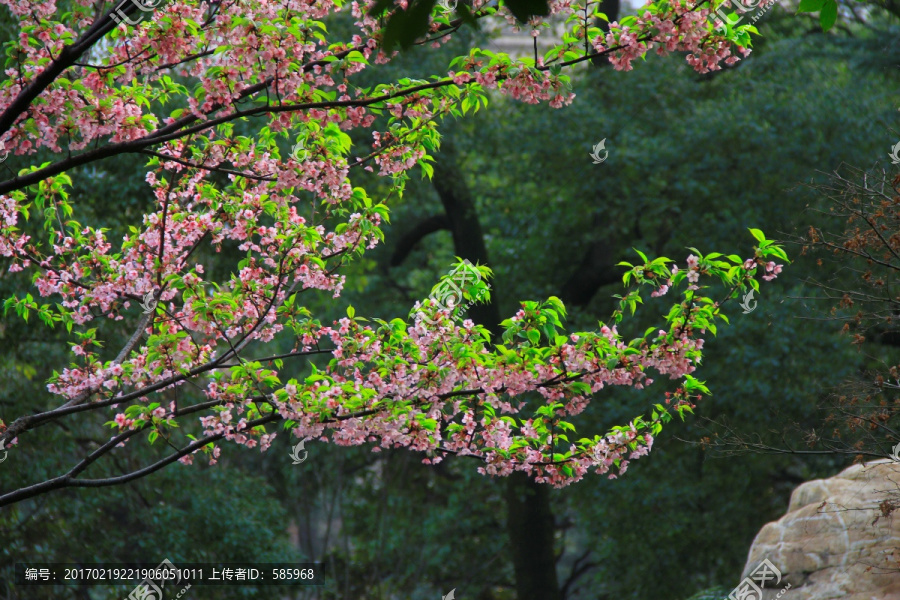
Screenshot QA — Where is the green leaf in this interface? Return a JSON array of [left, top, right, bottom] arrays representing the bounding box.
[[748, 228, 765, 242], [345, 50, 368, 64], [767, 246, 789, 261], [819, 0, 837, 30], [797, 0, 826, 12]]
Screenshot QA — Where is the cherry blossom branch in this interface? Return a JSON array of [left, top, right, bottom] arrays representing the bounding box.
[[59, 309, 156, 409], [0, 0, 732, 194], [0, 346, 335, 444], [0, 0, 772, 504], [0, 412, 281, 507], [139, 149, 278, 182], [0, 8, 119, 137]]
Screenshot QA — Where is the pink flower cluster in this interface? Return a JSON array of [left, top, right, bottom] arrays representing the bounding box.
[[187, 261, 723, 487], [744, 258, 783, 281], [0, 0, 778, 487], [591, 1, 749, 73]]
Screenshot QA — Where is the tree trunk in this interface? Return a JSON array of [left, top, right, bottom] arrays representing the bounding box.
[[504, 471, 561, 600], [431, 139, 562, 600]]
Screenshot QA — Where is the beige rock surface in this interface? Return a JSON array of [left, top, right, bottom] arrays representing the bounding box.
[[737, 459, 900, 600]]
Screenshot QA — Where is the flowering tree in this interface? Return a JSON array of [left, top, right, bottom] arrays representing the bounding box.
[[0, 0, 783, 506]]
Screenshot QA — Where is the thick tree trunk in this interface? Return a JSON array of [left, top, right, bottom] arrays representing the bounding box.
[[504, 471, 562, 600], [430, 140, 500, 333], [431, 139, 562, 600], [419, 11, 631, 587]]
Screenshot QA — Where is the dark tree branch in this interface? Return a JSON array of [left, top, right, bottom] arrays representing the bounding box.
[[431, 137, 501, 332], [0, 412, 279, 507], [559, 548, 599, 600], [558, 235, 624, 308], [389, 214, 450, 266], [559, 198, 677, 308], [140, 150, 277, 182], [0, 10, 118, 137], [0, 348, 333, 449], [429, 135, 561, 600]]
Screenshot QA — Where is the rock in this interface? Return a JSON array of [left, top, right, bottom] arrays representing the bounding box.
[[735, 459, 900, 600]]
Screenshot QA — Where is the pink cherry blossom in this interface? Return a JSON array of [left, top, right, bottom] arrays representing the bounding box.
[[0, 0, 783, 503]]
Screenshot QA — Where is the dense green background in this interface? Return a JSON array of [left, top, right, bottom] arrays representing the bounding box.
[[1, 2, 899, 599]]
